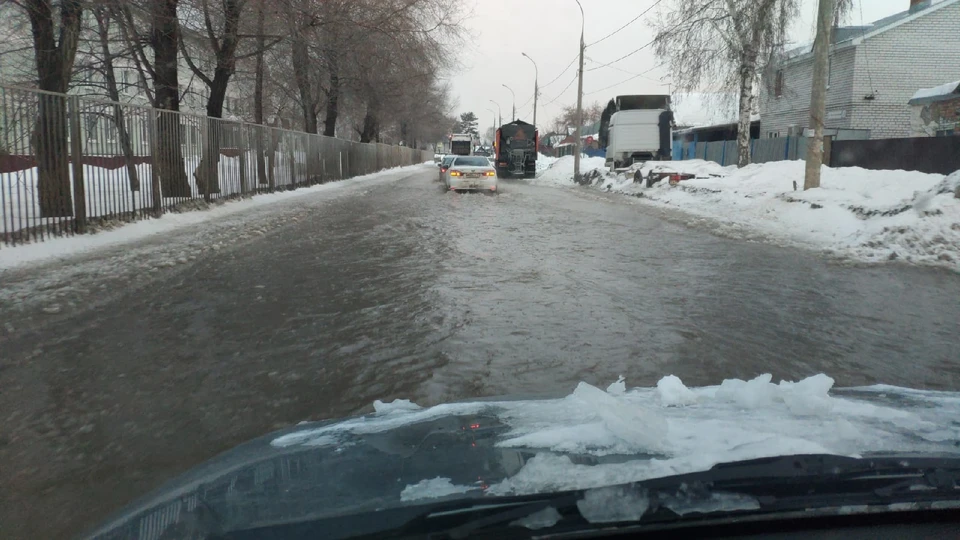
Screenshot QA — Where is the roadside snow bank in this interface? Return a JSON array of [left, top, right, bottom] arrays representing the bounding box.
[[532, 155, 607, 186], [551, 157, 960, 270], [0, 164, 427, 270]]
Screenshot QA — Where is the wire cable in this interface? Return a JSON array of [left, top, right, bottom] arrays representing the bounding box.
[[587, 0, 665, 47]]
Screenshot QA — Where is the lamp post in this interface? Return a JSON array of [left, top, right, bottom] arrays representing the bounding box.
[[574, 0, 585, 182], [502, 84, 516, 122], [488, 100, 502, 127], [521, 52, 539, 128], [485, 107, 498, 143]]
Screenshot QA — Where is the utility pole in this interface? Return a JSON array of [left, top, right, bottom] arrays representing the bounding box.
[[574, 0, 585, 182], [804, 0, 835, 190]]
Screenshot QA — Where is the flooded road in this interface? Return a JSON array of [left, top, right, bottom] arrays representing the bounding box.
[[2, 164, 959, 538]]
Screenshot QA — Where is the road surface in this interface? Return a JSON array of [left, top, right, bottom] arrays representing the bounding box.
[[2, 164, 959, 538]]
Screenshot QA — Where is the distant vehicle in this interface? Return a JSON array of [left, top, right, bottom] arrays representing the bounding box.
[[600, 94, 673, 170], [450, 134, 473, 156], [444, 156, 498, 193], [433, 153, 443, 163], [493, 120, 538, 178], [437, 155, 456, 183]]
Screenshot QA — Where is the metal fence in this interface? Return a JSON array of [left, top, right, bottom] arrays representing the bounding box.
[[0, 85, 431, 246], [674, 136, 809, 166]]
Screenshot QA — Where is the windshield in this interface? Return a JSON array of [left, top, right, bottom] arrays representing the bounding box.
[[3, 0, 960, 539], [452, 156, 490, 167]]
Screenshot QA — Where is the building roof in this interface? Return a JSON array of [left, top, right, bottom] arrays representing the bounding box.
[[909, 80, 960, 105], [782, 0, 960, 64]]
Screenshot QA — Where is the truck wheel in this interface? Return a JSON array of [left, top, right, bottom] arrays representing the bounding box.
[[524, 171, 535, 179]]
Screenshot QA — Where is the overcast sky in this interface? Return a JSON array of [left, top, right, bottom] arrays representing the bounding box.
[[448, 0, 918, 133]]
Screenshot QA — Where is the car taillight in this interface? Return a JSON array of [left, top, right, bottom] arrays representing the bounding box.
[[441, 167, 448, 172], [450, 170, 462, 177], [484, 171, 495, 176]]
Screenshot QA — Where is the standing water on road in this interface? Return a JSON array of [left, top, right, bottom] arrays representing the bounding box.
[[2, 167, 959, 539]]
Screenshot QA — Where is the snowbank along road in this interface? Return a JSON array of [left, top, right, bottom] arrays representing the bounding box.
[[2, 164, 959, 539]]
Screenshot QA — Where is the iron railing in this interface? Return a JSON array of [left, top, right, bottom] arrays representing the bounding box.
[[0, 84, 431, 246]]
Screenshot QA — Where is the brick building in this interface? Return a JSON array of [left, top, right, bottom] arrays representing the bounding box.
[[759, 0, 960, 140]]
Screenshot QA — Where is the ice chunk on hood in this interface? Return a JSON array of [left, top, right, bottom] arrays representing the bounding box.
[[572, 381, 667, 451], [400, 477, 474, 501], [657, 375, 698, 407], [373, 398, 422, 414], [577, 485, 649, 523]]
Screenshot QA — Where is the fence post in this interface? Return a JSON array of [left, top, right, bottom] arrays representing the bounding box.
[[67, 95, 86, 233], [238, 124, 249, 194]]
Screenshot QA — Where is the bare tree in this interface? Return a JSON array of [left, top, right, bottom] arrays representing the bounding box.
[[653, 0, 797, 167], [20, 0, 84, 217]]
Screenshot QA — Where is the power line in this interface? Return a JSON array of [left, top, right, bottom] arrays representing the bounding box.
[[584, 64, 664, 96], [588, 0, 665, 47], [540, 52, 580, 89], [543, 73, 579, 107], [585, 36, 657, 72]]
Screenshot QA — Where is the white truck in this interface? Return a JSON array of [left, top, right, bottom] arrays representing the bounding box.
[[450, 133, 474, 156], [601, 95, 673, 171]]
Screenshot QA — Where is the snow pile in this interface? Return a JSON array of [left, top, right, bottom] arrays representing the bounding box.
[[511, 506, 562, 530], [579, 159, 960, 270], [532, 155, 607, 186], [399, 477, 475, 501], [536, 153, 559, 173], [274, 372, 960, 498]]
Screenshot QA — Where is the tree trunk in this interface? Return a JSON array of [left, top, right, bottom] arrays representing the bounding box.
[[25, 0, 83, 218], [359, 101, 380, 144], [254, 2, 268, 186], [804, 0, 835, 190], [94, 8, 140, 192], [152, 0, 192, 198], [736, 55, 757, 168], [322, 57, 340, 137], [291, 36, 319, 134]]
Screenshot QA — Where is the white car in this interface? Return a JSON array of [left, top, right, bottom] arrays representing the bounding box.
[[444, 156, 498, 193]]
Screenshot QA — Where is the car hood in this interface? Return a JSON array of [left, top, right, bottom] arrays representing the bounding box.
[[83, 374, 960, 539]]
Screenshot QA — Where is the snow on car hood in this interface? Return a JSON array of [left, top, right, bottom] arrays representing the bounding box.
[[85, 373, 960, 539]]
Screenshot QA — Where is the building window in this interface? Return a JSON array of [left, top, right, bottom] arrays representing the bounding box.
[[774, 70, 784, 98]]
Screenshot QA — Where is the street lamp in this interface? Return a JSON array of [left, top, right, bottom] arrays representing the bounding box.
[[485, 107, 497, 142], [502, 84, 516, 122], [574, 0, 585, 182], [521, 52, 539, 129], [488, 99, 502, 127]]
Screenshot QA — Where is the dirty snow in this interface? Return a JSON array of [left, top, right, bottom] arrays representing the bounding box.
[[535, 157, 960, 271], [274, 373, 960, 499]]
